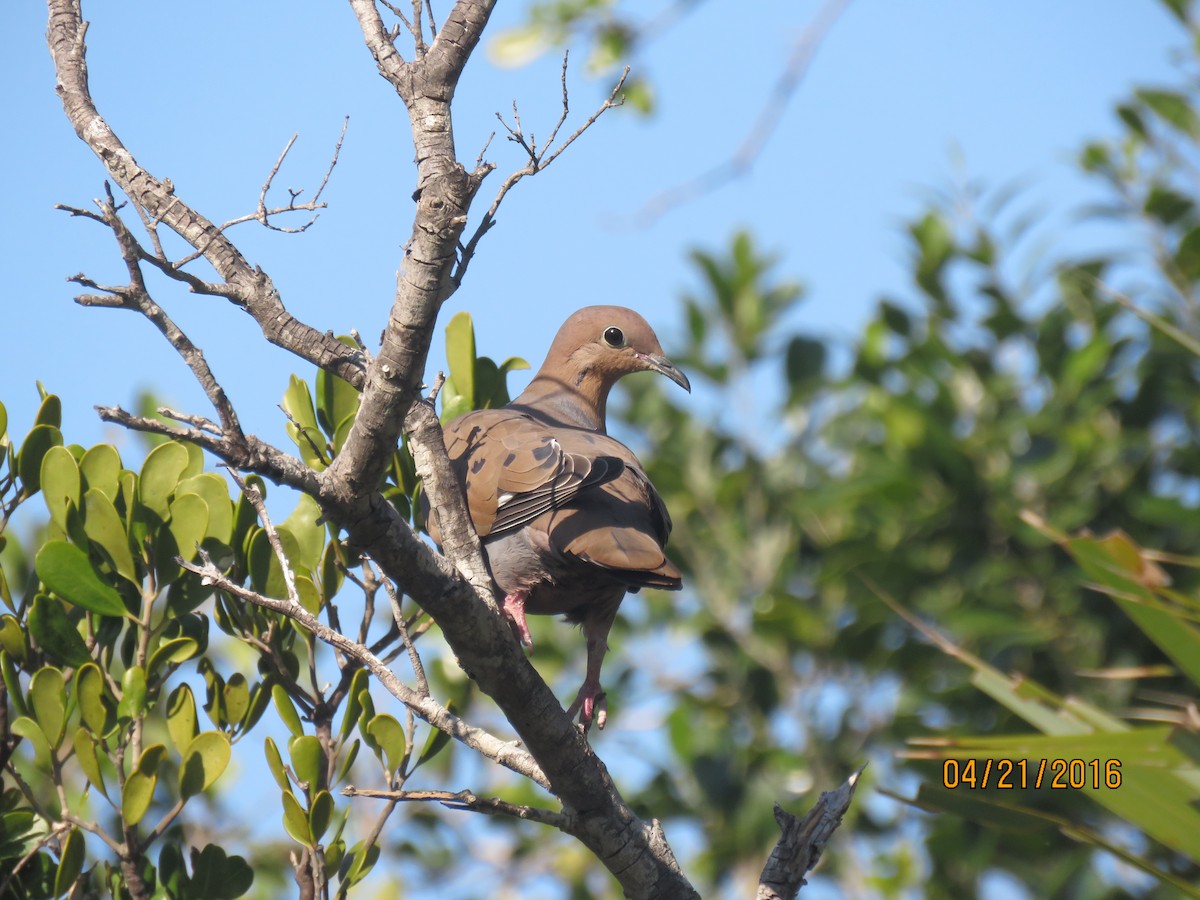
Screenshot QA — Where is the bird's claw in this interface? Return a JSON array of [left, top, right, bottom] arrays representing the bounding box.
[[501, 591, 534, 653], [567, 682, 607, 732]]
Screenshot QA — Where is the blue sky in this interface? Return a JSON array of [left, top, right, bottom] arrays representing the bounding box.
[[1, 1, 1184, 459], [0, 2, 1188, 896]]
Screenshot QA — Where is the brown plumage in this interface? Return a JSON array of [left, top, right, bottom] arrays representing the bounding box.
[[426, 306, 690, 729]]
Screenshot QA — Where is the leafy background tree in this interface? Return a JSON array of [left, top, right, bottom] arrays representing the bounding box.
[[4, 0, 1200, 898]]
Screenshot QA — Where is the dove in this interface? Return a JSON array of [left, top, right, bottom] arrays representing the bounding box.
[[426, 306, 690, 729]]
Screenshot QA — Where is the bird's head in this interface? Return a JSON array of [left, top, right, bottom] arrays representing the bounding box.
[[549, 305, 691, 395]]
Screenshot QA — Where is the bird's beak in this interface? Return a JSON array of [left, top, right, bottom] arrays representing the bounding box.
[[640, 353, 691, 393]]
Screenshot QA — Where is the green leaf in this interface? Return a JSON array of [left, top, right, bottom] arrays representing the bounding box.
[[177, 473, 234, 545], [1137, 87, 1200, 136], [40, 445, 81, 533], [138, 743, 168, 777], [2, 651, 29, 718], [28, 595, 91, 667], [34, 391, 61, 428], [445, 312, 477, 412], [149, 637, 200, 676], [0, 400, 6, 439], [122, 770, 157, 826], [272, 684, 304, 739], [139, 441, 190, 520], [341, 839, 380, 888], [35, 541, 129, 618], [82, 488, 139, 585], [166, 684, 199, 754], [53, 827, 85, 897], [168, 491, 210, 564], [316, 340, 361, 440], [265, 737, 292, 793], [333, 739, 360, 787], [280, 494, 325, 574], [17, 423, 64, 496], [118, 665, 147, 721], [29, 667, 67, 748], [281, 789, 313, 846], [283, 376, 327, 471], [416, 718, 453, 770], [11, 715, 53, 764], [79, 444, 122, 500], [1176, 225, 1200, 282], [180, 731, 232, 798], [487, 23, 549, 67], [367, 713, 407, 776], [74, 662, 108, 735], [73, 727, 108, 798], [309, 790, 334, 843], [223, 674, 250, 726], [289, 734, 326, 792], [0, 615, 26, 662], [338, 669, 370, 742], [188, 844, 254, 900]]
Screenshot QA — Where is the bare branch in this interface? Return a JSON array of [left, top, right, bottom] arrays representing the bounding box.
[[455, 64, 630, 286], [47, 0, 363, 385], [182, 548, 551, 790], [342, 786, 570, 828], [757, 767, 864, 899], [633, 0, 853, 225], [226, 468, 303, 608]]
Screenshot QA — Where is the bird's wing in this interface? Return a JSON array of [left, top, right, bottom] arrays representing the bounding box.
[[443, 410, 625, 538]]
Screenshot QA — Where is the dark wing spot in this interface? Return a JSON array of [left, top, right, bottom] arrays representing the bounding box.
[[532, 442, 555, 461], [504, 452, 517, 467], [471, 457, 486, 474]]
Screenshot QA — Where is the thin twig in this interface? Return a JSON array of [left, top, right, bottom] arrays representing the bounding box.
[[633, 0, 853, 225], [341, 787, 570, 829]]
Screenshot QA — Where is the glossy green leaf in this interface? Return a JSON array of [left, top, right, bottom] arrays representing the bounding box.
[[264, 737, 292, 793], [1, 651, 28, 718], [445, 312, 477, 412], [168, 491, 209, 565], [188, 844, 254, 900], [1137, 87, 1200, 136], [316, 340, 361, 439], [139, 441, 189, 520], [333, 738, 360, 787], [283, 376, 327, 470], [53, 826, 85, 897], [280, 493, 324, 574], [177, 473, 234, 544], [29, 667, 67, 748], [319, 539, 344, 610], [17, 423, 63, 496], [40, 445, 81, 533], [82, 488, 138, 585], [338, 669, 370, 742], [28, 595, 90, 668], [180, 731, 232, 798], [122, 770, 156, 826], [367, 713, 407, 775], [79, 444, 122, 500], [35, 541, 129, 618], [342, 839, 380, 888], [416, 711, 454, 769], [289, 734, 325, 792], [222, 674, 250, 726], [74, 662, 108, 735], [309, 790, 334, 844], [281, 789, 313, 846], [272, 684, 304, 738], [11, 715, 53, 764], [138, 743, 168, 777], [73, 727, 107, 798], [118, 665, 147, 721], [294, 575, 321, 617], [34, 392, 61, 428], [0, 614, 25, 662], [166, 683, 199, 754], [149, 637, 200, 676], [0, 400, 6, 439]]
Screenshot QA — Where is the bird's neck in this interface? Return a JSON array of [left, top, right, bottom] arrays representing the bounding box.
[[513, 370, 610, 432]]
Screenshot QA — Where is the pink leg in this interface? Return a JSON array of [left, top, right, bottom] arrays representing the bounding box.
[[502, 591, 534, 651], [565, 609, 617, 731]]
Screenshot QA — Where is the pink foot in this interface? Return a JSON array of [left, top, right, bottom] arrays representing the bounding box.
[[566, 678, 607, 731], [502, 591, 534, 651]]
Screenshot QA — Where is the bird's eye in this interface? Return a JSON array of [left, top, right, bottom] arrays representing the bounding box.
[[603, 326, 626, 348]]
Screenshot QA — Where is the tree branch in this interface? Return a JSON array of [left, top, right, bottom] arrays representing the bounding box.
[[47, 0, 364, 385], [756, 767, 864, 899]]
